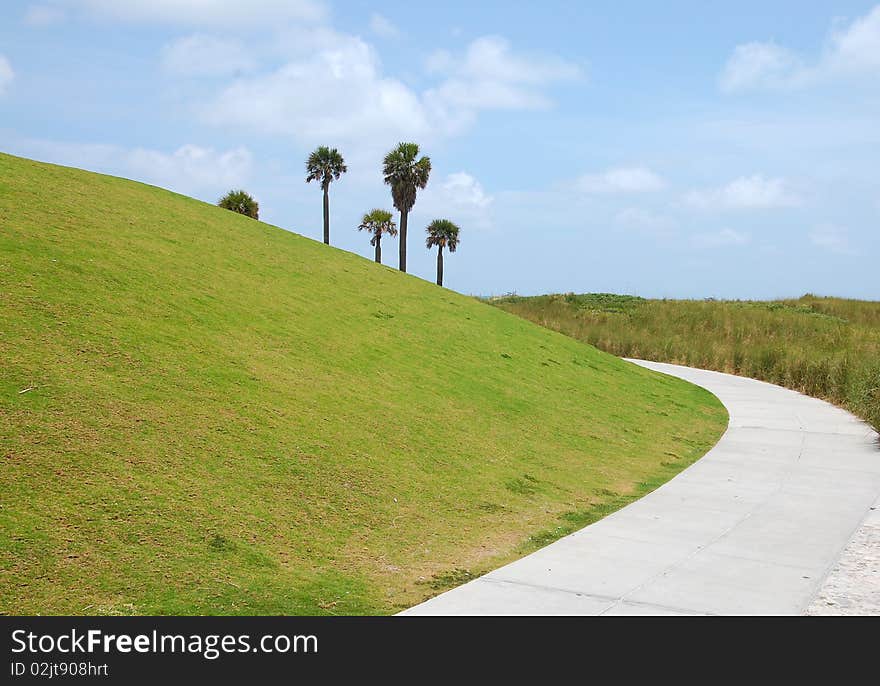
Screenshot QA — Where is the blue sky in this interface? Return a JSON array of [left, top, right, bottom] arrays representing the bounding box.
[[1, 1, 877, 298]]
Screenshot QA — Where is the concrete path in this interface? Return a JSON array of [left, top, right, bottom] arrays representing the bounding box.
[[402, 360, 880, 616]]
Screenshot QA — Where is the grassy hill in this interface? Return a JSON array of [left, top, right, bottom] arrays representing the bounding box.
[[0, 153, 726, 615], [493, 293, 880, 432]]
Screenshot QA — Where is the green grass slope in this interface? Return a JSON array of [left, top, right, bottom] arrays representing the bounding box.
[[493, 293, 880, 431], [0, 153, 726, 615]]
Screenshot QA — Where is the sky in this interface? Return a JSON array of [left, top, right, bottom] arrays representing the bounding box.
[[0, 0, 878, 298]]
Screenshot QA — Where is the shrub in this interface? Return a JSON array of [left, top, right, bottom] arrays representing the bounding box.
[[218, 189, 259, 219]]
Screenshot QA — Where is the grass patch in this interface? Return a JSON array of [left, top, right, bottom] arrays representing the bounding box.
[[521, 473, 676, 552], [0, 153, 727, 615], [505, 475, 541, 496], [422, 568, 478, 592]]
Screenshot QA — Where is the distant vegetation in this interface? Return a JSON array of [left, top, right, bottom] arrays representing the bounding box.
[[217, 189, 259, 219], [492, 293, 880, 431]]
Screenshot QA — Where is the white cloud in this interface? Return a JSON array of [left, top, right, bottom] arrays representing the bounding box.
[[693, 228, 751, 247], [719, 42, 805, 93], [424, 35, 581, 119], [418, 172, 494, 230], [161, 34, 256, 77], [427, 35, 581, 84], [0, 56, 14, 95], [829, 5, 880, 71], [720, 5, 880, 92], [204, 34, 431, 144], [576, 166, 666, 194], [73, 0, 325, 27], [810, 224, 855, 254], [441, 172, 493, 209], [201, 33, 578, 145], [683, 175, 800, 210], [23, 4, 66, 26], [369, 13, 399, 39], [126, 144, 253, 193], [6, 138, 253, 197]]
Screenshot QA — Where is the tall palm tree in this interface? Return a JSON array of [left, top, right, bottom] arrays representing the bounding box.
[[382, 142, 431, 273], [425, 219, 460, 287], [305, 146, 347, 245], [358, 209, 398, 264]]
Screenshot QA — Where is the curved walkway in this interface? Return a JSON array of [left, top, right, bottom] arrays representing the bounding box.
[[402, 360, 880, 615]]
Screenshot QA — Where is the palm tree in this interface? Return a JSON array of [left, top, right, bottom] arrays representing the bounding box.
[[217, 189, 259, 219], [358, 209, 398, 264], [305, 146, 347, 245], [382, 142, 431, 272], [425, 219, 460, 287]]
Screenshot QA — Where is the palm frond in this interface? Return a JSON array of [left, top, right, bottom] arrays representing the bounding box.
[[382, 142, 431, 213], [425, 218, 461, 250], [306, 146, 347, 187], [359, 208, 398, 244]]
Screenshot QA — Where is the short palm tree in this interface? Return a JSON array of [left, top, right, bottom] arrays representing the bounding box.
[[358, 209, 398, 264], [305, 146, 347, 245], [425, 219, 460, 287], [382, 142, 431, 273], [217, 189, 259, 219]]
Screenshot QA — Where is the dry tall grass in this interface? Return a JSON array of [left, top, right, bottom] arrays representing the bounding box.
[[493, 293, 880, 432]]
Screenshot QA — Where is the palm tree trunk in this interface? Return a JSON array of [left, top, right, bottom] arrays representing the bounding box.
[[398, 211, 407, 272], [436, 245, 444, 287], [322, 184, 330, 245], [375, 235, 381, 263]]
